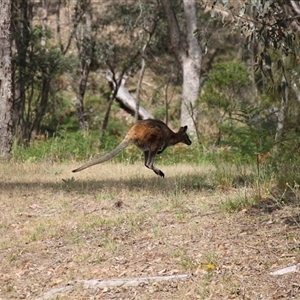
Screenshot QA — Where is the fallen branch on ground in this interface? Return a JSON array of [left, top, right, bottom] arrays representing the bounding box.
[[37, 273, 192, 299], [270, 264, 300, 276]]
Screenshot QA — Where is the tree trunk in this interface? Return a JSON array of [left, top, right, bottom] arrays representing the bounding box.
[[135, 39, 148, 122], [76, 65, 90, 131], [11, 0, 31, 144], [181, 0, 202, 135], [74, 0, 93, 132], [30, 78, 51, 141], [275, 74, 288, 140], [0, 0, 13, 161], [161, 0, 202, 137], [135, 19, 154, 122]]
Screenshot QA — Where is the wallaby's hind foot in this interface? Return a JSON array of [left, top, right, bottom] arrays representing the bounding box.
[[156, 169, 165, 178], [144, 149, 165, 177], [145, 163, 165, 177]]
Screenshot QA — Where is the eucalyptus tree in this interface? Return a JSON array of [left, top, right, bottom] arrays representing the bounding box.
[[161, 0, 202, 138], [73, 0, 94, 131], [209, 0, 300, 140], [0, 0, 13, 160]]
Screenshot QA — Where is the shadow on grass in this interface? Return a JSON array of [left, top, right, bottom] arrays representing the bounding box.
[[0, 172, 216, 194], [246, 194, 300, 226]]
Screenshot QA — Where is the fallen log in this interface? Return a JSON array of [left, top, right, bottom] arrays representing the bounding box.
[[37, 273, 191, 299], [83, 273, 191, 289], [105, 70, 153, 120]]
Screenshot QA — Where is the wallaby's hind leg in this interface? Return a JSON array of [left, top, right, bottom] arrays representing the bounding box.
[[143, 151, 149, 167], [143, 151, 165, 178]]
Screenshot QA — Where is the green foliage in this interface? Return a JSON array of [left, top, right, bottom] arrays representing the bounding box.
[[200, 58, 300, 199], [218, 1, 299, 80], [11, 120, 299, 216], [201, 60, 295, 166], [31, 27, 71, 78], [12, 23, 74, 143], [12, 127, 205, 166], [202, 61, 259, 160], [219, 192, 257, 213], [224, 105, 277, 162], [202, 61, 251, 111], [270, 136, 300, 189], [13, 130, 99, 162]]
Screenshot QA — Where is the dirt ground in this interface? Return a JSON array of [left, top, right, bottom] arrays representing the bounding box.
[[0, 162, 299, 300]]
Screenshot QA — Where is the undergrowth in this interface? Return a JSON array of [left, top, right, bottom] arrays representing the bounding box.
[[11, 128, 300, 215], [12, 129, 207, 165]]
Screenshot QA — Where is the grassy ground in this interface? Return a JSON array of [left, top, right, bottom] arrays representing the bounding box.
[[0, 162, 299, 299]]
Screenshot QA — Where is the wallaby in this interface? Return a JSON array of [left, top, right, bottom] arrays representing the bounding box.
[[72, 119, 192, 177]]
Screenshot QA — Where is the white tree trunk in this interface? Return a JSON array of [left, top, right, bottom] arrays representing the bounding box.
[[75, 0, 93, 131], [161, 0, 202, 137], [181, 55, 201, 134], [0, 0, 13, 160], [181, 0, 202, 135], [275, 58, 288, 140]]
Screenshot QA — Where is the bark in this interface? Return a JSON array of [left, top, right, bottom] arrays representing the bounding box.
[[275, 67, 288, 140], [30, 78, 51, 141], [75, 0, 93, 131], [291, 70, 300, 105], [160, 0, 182, 58], [0, 0, 13, 160], [11, 0, 31, 144], [161, 0, 202, 137], [275, 81, 288, 140]]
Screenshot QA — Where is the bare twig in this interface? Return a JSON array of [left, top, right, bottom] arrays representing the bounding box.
[[135, 34, 150, 122]]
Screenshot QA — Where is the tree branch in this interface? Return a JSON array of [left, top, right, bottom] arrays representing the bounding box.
[[160, 0, 184, 61]]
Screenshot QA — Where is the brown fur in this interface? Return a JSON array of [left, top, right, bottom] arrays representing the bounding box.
[[72, 119, 192, 177]]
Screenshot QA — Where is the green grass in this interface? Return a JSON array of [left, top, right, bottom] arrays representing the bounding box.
[[12, 129, 209, 170], [219, 191, 258, 212], [13, 130, 100, 162], [11, 127, 300, 208]]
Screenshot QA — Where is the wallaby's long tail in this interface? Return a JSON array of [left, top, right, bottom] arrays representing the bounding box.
[[72, 139, 130, 173]]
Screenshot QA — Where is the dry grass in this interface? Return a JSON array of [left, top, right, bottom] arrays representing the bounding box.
[[0, 162, 299, 299]]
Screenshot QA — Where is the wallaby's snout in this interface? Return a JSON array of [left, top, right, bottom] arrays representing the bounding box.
[[185, 134, 192, 146], [180, 126, 192, 146]]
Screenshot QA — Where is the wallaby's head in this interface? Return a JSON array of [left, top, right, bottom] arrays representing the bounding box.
[[179, 126, 192, 145]]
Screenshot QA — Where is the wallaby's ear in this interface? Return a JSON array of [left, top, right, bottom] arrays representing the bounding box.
[[180, 125, 188, 133]]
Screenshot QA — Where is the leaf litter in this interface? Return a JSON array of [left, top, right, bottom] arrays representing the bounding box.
[[0, 162, 299, 299]]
